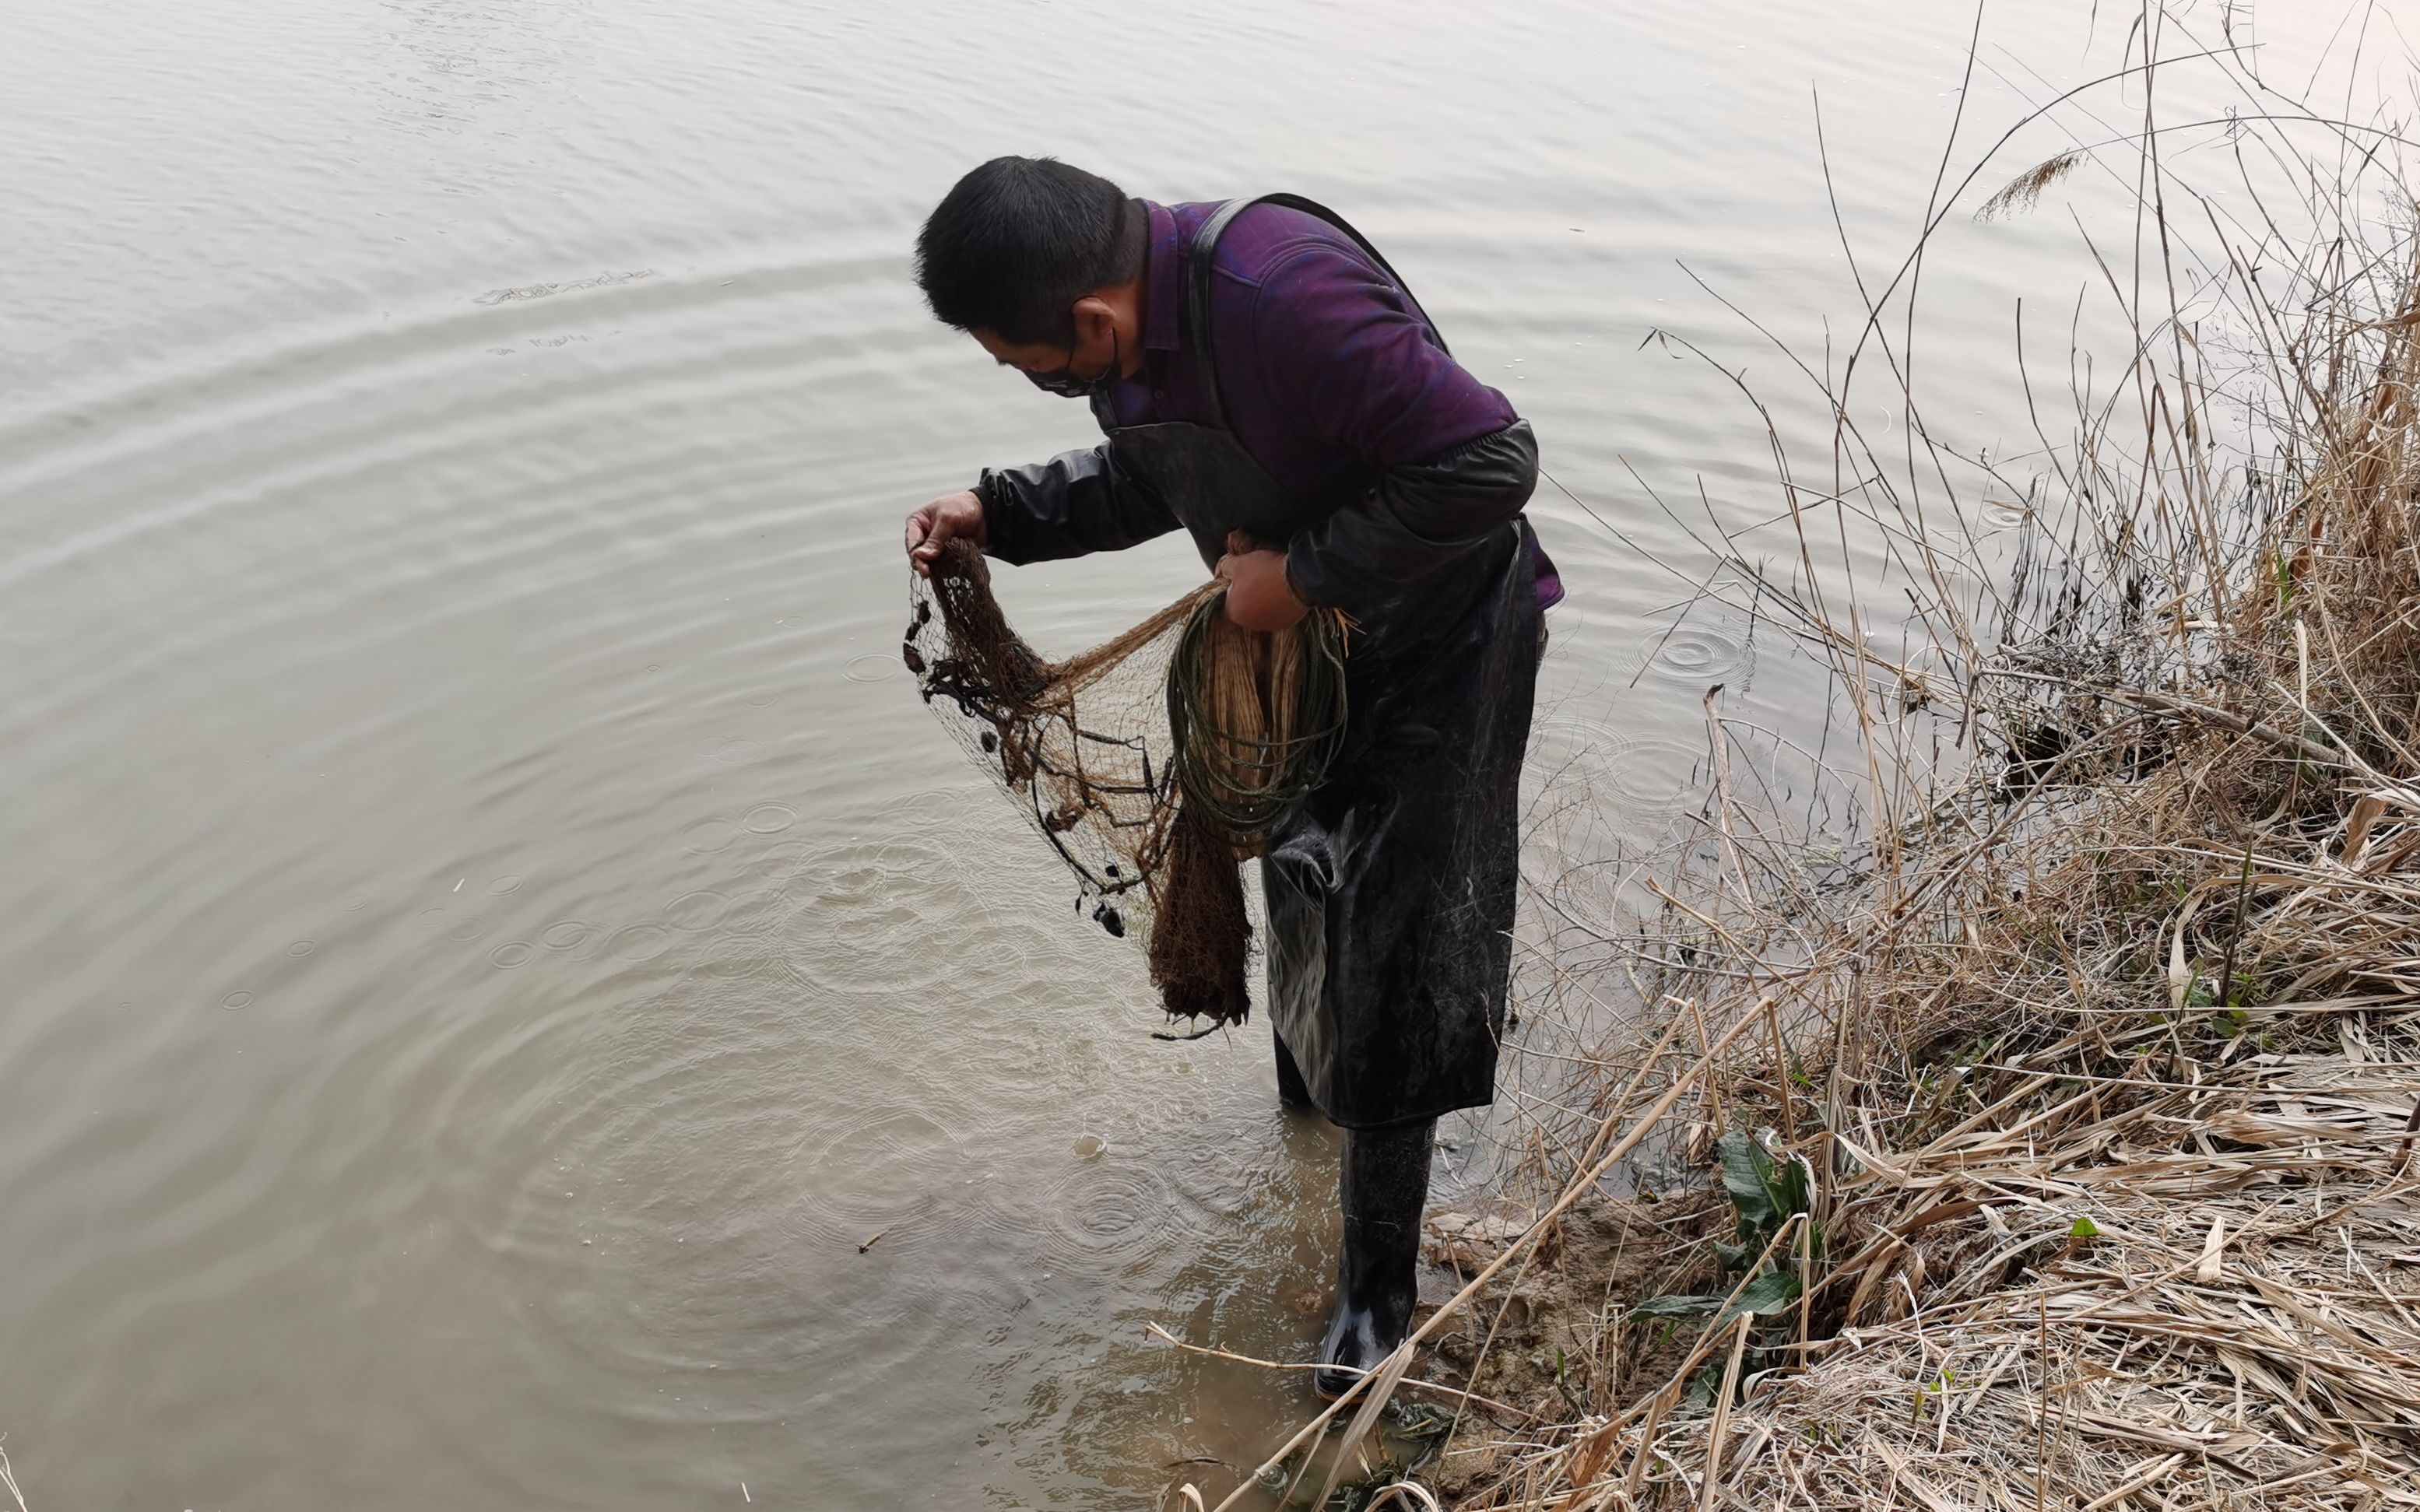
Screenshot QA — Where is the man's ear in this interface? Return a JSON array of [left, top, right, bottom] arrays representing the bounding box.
[[1070, 293, 1117, 353]]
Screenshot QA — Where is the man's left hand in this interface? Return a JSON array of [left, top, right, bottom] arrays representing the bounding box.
[[1216, 532, 1309, 631]]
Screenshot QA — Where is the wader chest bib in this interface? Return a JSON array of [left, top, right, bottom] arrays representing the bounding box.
[[1095, 196, 1539, 1130]]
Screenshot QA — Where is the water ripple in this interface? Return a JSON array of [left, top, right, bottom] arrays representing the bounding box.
[[1637, 621, 1753, 688]]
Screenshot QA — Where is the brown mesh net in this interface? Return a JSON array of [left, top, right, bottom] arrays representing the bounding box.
[[903, 537, 1347, 1034]]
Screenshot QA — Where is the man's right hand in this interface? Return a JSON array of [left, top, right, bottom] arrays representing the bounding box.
[[905, 490, 986, 577]]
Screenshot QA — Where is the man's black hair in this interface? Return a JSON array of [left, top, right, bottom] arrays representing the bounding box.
[[915, 156, 1144, 347]]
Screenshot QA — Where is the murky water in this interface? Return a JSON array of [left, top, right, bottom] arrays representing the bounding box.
[[0, 2, 2362, 1506]]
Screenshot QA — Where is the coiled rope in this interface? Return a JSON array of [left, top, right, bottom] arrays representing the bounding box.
[[1165, 591, 1350, 851]]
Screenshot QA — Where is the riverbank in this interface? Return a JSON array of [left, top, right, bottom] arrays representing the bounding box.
[[1315, 30, 2420, 1510]]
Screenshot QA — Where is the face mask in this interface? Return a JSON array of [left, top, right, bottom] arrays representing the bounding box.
[[1024, 328, 1119, 399]]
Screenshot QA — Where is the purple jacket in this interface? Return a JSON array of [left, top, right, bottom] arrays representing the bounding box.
[[978, 198, 1562, 613]]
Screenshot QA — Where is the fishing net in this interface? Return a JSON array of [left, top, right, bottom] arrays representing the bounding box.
[[903, 537, 1347, 1034]]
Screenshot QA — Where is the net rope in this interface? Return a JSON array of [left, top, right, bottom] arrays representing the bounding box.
[[904, 537, 1347, 1033]]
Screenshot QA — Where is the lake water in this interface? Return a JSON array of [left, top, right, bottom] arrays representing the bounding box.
[[0, 1, 2365, 1506]]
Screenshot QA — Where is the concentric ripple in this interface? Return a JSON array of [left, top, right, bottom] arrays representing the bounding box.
[[1637, 621, 1754, 688], [781, 837, 1000, 996], [1600, 735, 1715, 812], [662, 889, 732, 931], [1038, 1159, 1199, 1270], [785, 1103, 978, 1249]]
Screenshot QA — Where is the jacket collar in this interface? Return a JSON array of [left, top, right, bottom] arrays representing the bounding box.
[[1140, 198, 1182, 356]]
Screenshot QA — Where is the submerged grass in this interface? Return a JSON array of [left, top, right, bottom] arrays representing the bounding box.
[[1173, 8, 2420, 1509]]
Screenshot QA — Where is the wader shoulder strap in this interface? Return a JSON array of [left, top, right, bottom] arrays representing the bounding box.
[[1182, 193, 1449, 433]]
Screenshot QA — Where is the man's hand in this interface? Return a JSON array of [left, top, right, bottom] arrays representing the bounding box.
[[906, 491, 986, 577], [1216, 530, 1309, 631]]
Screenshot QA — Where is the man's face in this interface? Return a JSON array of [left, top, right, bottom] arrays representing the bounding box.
[[975, 326, 1085, 377], [973, 296, 1119, 387]]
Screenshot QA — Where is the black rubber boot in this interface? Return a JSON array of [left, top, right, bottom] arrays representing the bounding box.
[[1315, 1118, 1435, 1399], [1274, 1030, 1315, 1111]]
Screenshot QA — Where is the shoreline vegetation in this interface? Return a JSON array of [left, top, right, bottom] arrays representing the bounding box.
[[1182, 10, 2420, 1510]]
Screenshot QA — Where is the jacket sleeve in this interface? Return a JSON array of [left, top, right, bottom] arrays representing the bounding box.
[[1284, 421, 1539, 612], [974, 445, 1182, 566], [1236, 241, 1539, 616]]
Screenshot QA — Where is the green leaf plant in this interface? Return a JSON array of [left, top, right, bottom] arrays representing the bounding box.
[[1631, 1129, 1820, 1409]]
